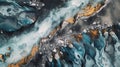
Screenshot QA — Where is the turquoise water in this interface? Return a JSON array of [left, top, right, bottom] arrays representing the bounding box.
[[0, 0, 120, 67]]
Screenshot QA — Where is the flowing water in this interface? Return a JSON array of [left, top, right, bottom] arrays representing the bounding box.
[[0, 0, 120, 67]]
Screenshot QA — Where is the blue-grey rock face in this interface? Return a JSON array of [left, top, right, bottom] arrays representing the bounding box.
[[0, 1, 36, 32], [0, 0, 120, 67], [37, 22, 120, 67]]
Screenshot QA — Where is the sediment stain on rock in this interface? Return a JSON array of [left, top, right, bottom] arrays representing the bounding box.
[[8, 46, 39, 67]]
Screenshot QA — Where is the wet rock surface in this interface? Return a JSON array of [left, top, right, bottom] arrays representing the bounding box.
[[0, 0, 120, 67]]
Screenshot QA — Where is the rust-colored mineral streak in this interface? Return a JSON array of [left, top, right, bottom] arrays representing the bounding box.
[[8, 46, 39, 67], [89, 29, 99, 39], [78, 3, 102, 17]]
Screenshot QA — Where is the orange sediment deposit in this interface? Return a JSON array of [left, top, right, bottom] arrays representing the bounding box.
[[8, 46, 39, 67], [0, 54, 4, 62], [94, 4, 102, 11], [65, 17, 75, 24], [49, 26, 61, 37], [73, 33, 83, 42], [89, 29, 99, 39], [78, 3, 102, 17]]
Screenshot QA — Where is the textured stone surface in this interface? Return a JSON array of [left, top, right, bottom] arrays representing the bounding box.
[[0, 0, 120, 67]]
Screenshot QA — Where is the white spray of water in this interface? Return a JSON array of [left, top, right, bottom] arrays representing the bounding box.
[[0, 0, 90, 65]]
